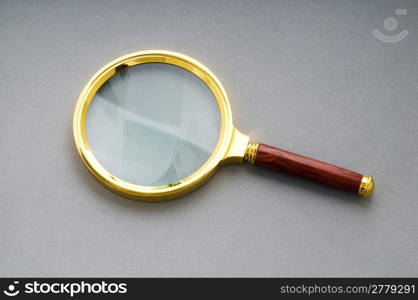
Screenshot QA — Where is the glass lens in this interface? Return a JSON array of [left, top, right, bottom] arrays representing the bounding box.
[[86, 63, 220, 186]]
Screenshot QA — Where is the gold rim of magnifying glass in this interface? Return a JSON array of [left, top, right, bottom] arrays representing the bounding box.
[[73, 50, 248, 201]]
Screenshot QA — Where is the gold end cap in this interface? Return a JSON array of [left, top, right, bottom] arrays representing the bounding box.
[[358, 176, 375, 197]]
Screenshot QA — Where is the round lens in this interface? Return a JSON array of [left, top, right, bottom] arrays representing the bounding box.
[[85, 63, 221, 187]]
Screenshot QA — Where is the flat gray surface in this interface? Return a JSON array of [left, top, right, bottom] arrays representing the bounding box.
[[1, 0, 417, 277]]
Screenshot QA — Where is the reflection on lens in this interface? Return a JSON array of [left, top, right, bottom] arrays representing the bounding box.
[[86, 63, 220, 186]]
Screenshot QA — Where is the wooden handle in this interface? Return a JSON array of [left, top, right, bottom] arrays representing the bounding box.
[[246, 143, 374, 196]]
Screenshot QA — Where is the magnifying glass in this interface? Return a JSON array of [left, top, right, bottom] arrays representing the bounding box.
[[73, 50, 374, 201]]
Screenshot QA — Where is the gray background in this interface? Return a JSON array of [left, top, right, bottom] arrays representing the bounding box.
[[1, 0, 417, 277]]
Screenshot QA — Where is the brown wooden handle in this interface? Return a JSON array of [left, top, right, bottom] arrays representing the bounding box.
[[247, 143, 374, 196]]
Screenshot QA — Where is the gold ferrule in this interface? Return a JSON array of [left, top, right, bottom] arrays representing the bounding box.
[[358, 176, 375, 197], [244, 142, 260, 164]]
